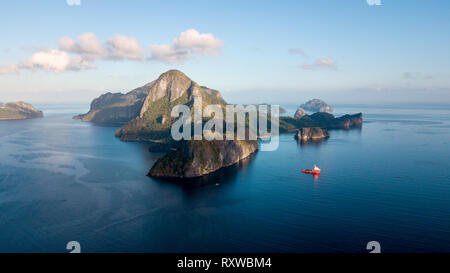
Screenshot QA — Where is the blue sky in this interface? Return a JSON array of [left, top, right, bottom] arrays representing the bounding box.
[[0, 0, 449, 104]]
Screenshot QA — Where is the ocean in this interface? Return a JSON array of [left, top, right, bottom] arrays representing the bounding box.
[[0, 103, 449, 252]]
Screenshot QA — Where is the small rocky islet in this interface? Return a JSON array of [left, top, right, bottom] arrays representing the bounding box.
[[300, 98, 333, 113], [75, 69, 362, 179]]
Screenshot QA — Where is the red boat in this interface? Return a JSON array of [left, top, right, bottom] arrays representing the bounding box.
[[302, 165, 321, 174]]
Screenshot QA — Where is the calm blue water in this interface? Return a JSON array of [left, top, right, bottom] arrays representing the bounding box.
[[0, 103, 449, 253]]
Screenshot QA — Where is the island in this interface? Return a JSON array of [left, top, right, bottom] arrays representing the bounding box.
[[279, 112, 362, 132], [300, 99, 333, 112], [149, 140, 258, 178], [75, 70, 362, 179], [0, 101, 43, 120]]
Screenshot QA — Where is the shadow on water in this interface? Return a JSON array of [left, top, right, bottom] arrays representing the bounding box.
[[296, 137, 329, 147], [149, 152, 257, 191], [328, 125, 362, 133], [328, 126, 363, 139]]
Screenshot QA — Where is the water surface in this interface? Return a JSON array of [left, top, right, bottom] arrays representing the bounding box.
[[0, 103, 449, 252]]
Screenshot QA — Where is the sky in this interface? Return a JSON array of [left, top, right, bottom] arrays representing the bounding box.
[[0, 0, 449, 104]]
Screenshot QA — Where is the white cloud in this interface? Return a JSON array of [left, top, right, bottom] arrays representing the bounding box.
[[66, 0, 81, 6], [105, 35, 144, 60], [366, 0, 381, 6], [174, 29, 223, 55], [0, 64, 20, 75], [4, 30, 222, 74], [58, 32, 105, 60], [149, 44, 190, 64], [149, 29, 223, 64], [59, 33, 144, 61], [19, 49, 94, 73], [302, 58, 336, 70]]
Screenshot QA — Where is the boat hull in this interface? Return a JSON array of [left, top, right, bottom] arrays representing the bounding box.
[[302, 170, 321, 174]]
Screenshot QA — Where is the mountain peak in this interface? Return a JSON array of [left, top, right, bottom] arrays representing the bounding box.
[[159, 69, 189, 78], [75, 69, 226, 129], [140, 70, 200, 117]]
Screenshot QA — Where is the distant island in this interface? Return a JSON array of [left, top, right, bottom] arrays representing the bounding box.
[[75, 70, 362, 179], [300, 99, 333, 112], [0, 102, 43, 120], [73, 82, 154, 126], [280, 112, 362, 132]]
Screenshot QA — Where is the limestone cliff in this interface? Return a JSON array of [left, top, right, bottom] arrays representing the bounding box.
[[330, 113, 363, 129], [295, 127, 330, 141], [149, 140, 258, 178], [115, 70, 226, 142]]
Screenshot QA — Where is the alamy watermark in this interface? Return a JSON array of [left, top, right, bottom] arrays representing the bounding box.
[[66, 241, 81, 253], [170, 96, 279, 151], [366, 241, 381, 253], [66, 0, 81, 6], [366, 0, 381, 6]]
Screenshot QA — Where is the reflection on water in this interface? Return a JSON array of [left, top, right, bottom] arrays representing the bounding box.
[[329, 126, 362, 135], [301, 172, 321, 183], [295, 128, 362, 148], [312, 174, 320, 183], [296, 137, 328, 147]]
